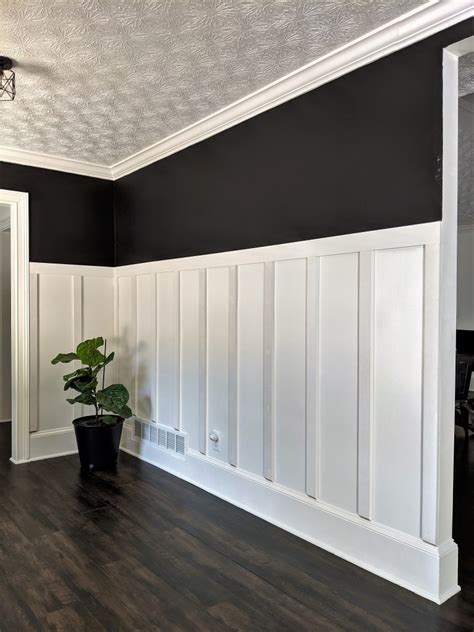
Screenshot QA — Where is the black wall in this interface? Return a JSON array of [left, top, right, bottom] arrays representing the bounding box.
[[0, 162, 114, 266], [114, 18, 473, 266]]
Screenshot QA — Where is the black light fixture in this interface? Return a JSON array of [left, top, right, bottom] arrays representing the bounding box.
[[0, 57, 15, 101]]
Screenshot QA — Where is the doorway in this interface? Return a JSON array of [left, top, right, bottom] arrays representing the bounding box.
[[0, 189, 29, 463], [442, 36, 474, 601]]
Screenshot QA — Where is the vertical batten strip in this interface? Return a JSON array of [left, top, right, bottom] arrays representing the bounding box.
[[112, 274, 119, 386], [173, 271, 181, 430], [155, 273, 160, 425], [421, 243, 440, 545], [72, 275, 84, 419], [305, 257, 320, 498], [130, 275, 137, 415], [29, 272, 39, 433], [198, 268, 207, 454], [263, 261, 275, 481], [150, 274, 158, 423], [358, 251, 374, 520], [228, 266, 238, 466]]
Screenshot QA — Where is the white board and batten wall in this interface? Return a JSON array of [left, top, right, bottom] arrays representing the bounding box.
[[29, 221, 458, 604], [28, 263, 115, 459]]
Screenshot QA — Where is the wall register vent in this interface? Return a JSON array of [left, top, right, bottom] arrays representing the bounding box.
[[133, 418, 187, 458]]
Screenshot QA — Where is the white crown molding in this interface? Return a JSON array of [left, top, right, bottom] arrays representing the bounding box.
[[110, 0, 473, 179], [0, 145, 113, 180], [1, 1, 472, 181]]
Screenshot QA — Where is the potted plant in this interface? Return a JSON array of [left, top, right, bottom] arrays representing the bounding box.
[[51, 336, 132, 471]]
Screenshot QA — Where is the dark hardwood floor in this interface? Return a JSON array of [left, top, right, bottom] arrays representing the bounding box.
[[0, 423, 473, 631]]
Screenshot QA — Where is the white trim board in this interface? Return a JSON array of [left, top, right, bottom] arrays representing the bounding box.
[[0, 189, 30, 464], [0, 146, 112, 181], [120, 426, 459, 604], [1, 0, 472, 181], [28, 427, 77, 463]]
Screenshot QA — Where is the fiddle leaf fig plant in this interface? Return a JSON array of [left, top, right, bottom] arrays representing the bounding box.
[[51, 337, 132, 424]]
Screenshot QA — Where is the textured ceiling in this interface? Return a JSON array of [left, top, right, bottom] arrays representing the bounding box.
[[0, 0, 425, 165]]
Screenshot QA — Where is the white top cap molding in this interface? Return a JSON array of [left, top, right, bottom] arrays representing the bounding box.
[[1, 0, 472, 182]]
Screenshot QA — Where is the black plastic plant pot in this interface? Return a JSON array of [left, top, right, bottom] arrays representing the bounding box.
[[73, 415, 124, 471]]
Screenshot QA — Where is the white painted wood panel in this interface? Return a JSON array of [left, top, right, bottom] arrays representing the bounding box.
[[180, 269, 201, 451], [237, 263, 264, 476], [273, 258, 307, 494], [37, 274, 74, 431], [27, 219, 458, 602], [83, 276, 114, 345], [30, 265, 115, 434], [319, 253, 359, 513], [157, 271, 179, 429], [117, 275, 136, 412], [305, 257, 320, 498], [206, 266, 230, 462], [136, 274, 156, 420], [373, 246, 424, 537]]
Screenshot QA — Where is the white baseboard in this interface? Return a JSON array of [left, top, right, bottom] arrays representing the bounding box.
[[28, 426, 77, 461], [0, 419, 11, 423], [120, 425, 459, 604]]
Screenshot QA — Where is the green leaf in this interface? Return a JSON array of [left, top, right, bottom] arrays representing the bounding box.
[[63, 367, 91, 382], [103, 351, 115, 366], [51, 352, 78, 365], [116, 404, 133, 419], [66, 391, 96, 406], [76, 337, 105, 367], [96, 384, 129, 415], [64, 375, 98, 393]]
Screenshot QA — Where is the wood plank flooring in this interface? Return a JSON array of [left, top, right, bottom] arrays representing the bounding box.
[[0, 422, 473, 631]]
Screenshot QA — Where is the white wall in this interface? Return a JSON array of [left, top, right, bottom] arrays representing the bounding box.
[[116, 221, 457, 604], [27, 222, 458, 603], [29, 263, 115, 459], [457, 225, 474, 330], [0, 232, 11, 422]]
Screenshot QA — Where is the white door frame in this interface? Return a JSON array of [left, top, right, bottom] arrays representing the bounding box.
[[0, 189, 30, 463], [438, 37, 474, 544]]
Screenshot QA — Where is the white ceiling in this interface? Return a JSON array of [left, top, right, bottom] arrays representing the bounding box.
[[0, 0, 426, 166]]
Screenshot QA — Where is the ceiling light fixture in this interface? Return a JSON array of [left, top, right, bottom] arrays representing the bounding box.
[[0, 57, 15, 101]]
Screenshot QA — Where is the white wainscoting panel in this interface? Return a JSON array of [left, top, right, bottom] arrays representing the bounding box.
[[273, 258, 307, 494], [206, 266, 230, 462], [115, 221, 458, 603], [29, 222, 457, 603], [179, 269, 201, 451], [29, 263, 114, 447], [319, 252, 359, 513], [157, 271, 180, 430], [372, 246, 424, 537], [136, 273, 157, 421], [237, 263, 265, 477]]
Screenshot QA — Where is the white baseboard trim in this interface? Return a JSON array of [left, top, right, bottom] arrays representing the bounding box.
[[120, 425, 459, 604], [29, 426, 77, 462], [0, 419, 11, 423]]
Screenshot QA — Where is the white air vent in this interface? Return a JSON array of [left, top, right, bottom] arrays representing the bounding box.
[[133, 418, 187, 459]]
